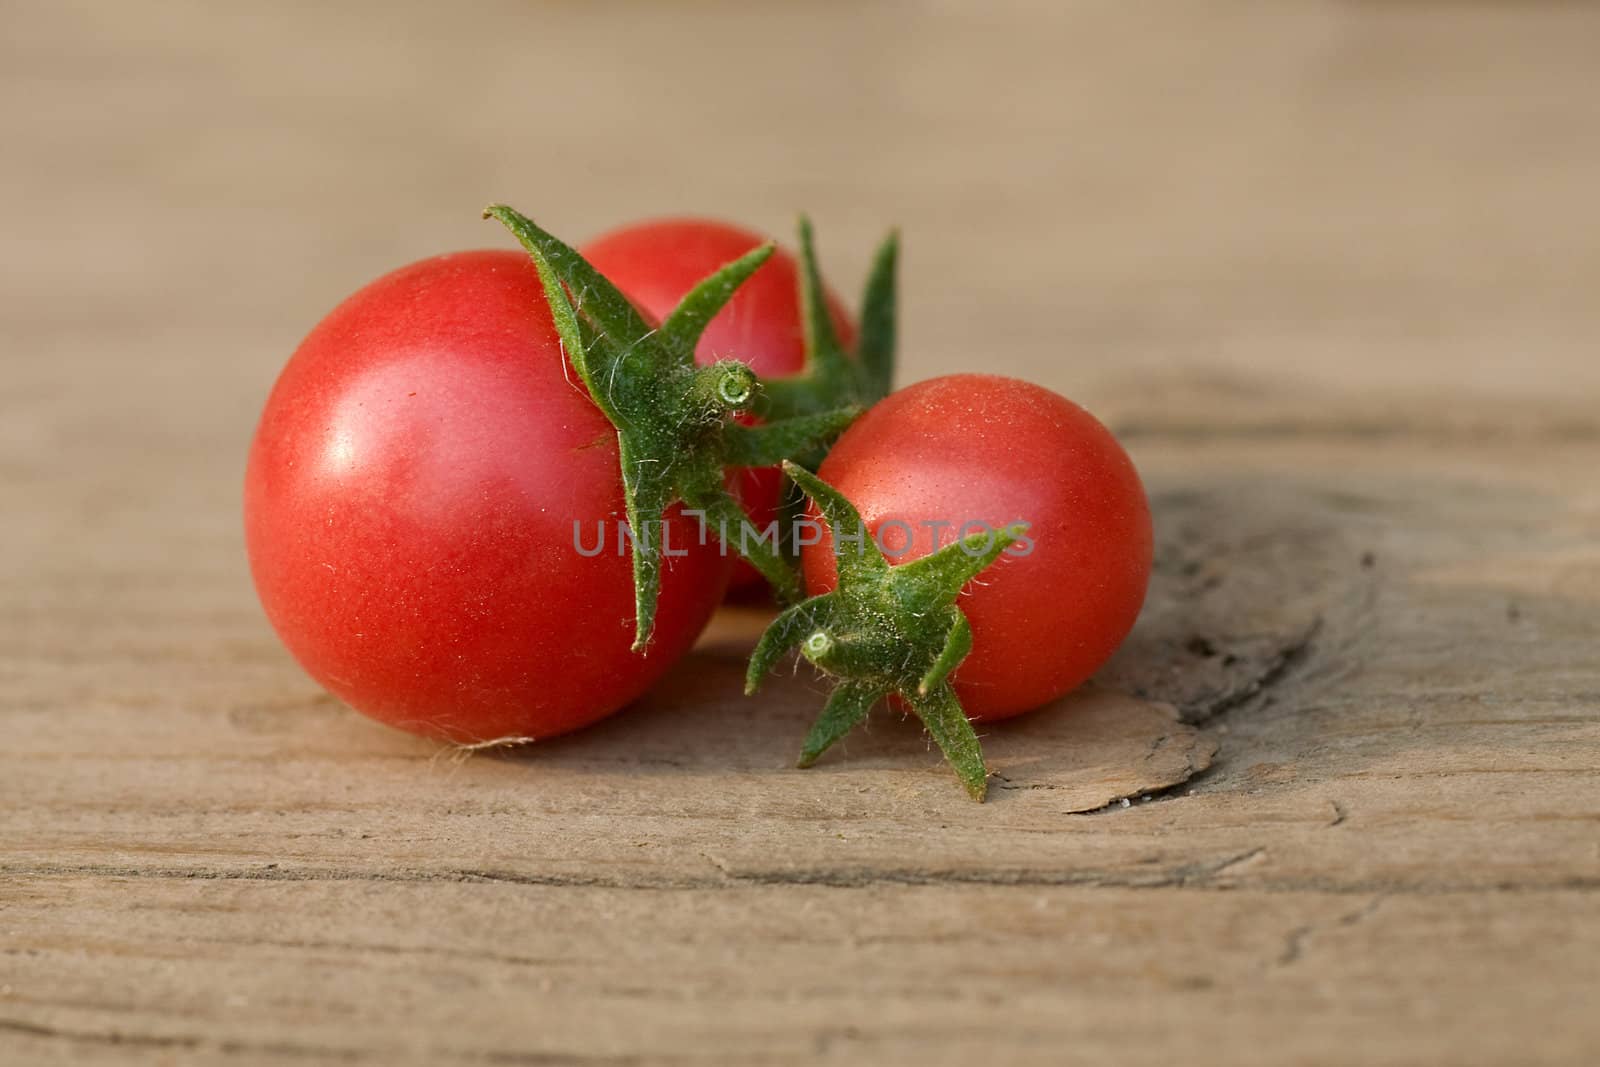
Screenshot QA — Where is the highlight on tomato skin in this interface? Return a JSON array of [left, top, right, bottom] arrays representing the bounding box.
[[243, 250, 733, 744], [581, 218, 856, 595], [799, 373, 1154, 721]]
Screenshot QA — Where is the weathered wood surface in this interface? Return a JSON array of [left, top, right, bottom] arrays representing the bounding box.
[[3, 2, 1598, 1064]]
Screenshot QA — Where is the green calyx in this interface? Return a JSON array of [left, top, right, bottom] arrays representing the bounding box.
[[485, 205, 861, 651], [745, 462, 1029, 801], [758, 217, 899, 423]]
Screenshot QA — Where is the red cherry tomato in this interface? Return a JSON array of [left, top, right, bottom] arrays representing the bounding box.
[[581, 219, 855, 592], [800, 374, 1152, 720], [244, 250, 731, 743]]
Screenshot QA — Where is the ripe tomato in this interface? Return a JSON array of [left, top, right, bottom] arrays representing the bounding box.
[[244, 250, 731, 743], [799, 374, 1152, 720], [580, 219, 855, 592]]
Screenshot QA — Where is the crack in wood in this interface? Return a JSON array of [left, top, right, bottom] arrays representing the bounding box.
[[4, 864, 1600, 897], [1181, 617, 1322, 725], [1327, 800, 1348, 828], [0, 1015, 204, 1052], [0, 851, 1263, 893], [1275, 895, 1388, 967], [0, 1014, 651, 1064]]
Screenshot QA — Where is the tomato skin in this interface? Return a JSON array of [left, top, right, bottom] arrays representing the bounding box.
[[581, 219, 855, 591], [800, 374, 1152, 720], [244, 250, 731, 743]]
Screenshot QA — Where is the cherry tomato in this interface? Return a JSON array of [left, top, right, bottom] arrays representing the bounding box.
[[244, 250, 731, 743], [581, 218, 855, 592], [799, 374, 1152, 720]]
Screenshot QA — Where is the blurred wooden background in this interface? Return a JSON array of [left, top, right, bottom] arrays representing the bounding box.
[[3, 2, 1598, 1064]]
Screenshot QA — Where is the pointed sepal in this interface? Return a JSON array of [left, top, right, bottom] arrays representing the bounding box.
[[723, 407, 861, 468], [797, 681, 884, 768], [780, 460, 887, 585], [484, 205, 658, 364], [658, 243, 776, 363], [855, 229, 899, 400], [488, 206, 614, 422], [907, 684, 989, 801], [796, 215, 850, 378], [616, 435, 675, 652], [894, 521, 1030, 614], [918, 610, 971, 696], [757, 217, 899, 422], [745, 596, 842, 694]]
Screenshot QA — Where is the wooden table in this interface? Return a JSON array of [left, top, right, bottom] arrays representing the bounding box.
[[4, 3, 1597, 1063]]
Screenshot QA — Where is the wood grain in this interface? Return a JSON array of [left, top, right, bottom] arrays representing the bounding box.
[[3, 2, 1598, 1064]]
